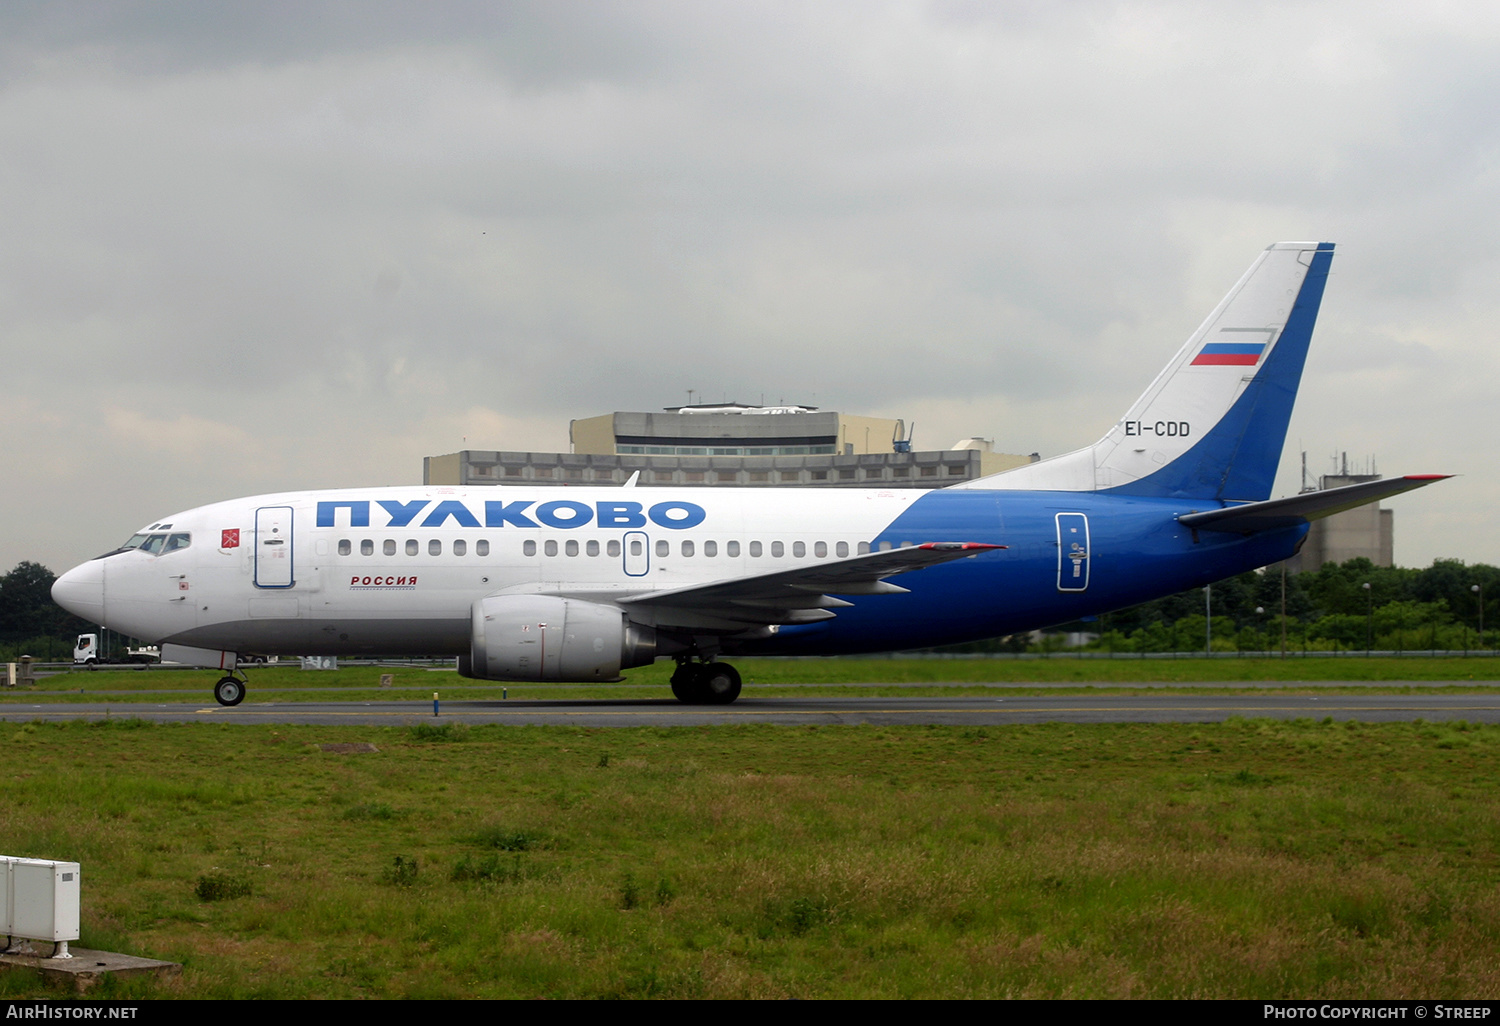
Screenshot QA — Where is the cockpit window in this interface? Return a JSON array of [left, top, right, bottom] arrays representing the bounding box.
[[164, 533, 191, 553], [138, 534, 168, 555]]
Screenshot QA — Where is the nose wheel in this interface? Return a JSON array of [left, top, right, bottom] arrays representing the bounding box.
[[214, 674, 247, 707]]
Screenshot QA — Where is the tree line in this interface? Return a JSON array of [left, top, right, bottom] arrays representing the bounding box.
[[1077, 557, 1499, 654], [0, 561, 94, 660]]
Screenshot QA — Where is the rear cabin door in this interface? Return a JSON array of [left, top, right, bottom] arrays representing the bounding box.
[[254, 506, 295, 588], [1055, 512, 1090, 592]]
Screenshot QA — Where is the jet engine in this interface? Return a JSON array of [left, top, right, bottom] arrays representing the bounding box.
[[459, 595, 657, 681]]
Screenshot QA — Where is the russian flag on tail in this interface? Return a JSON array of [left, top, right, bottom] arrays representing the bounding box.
[[1192, 342, 1265, 366]]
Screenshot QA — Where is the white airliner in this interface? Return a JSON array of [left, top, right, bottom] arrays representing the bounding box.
[[52, 243, 1446, 706]]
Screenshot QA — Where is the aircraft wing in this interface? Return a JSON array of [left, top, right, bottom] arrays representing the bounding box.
[[620, 542, 1003, 630], [1177, 474, 1451, 534]]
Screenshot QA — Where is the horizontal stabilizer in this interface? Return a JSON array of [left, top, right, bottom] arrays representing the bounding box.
[[1178, 475, 1451, 534]]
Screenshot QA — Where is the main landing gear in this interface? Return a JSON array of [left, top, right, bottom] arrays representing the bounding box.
[[670, 659, 742, 705], [214, 671, 248, 707]]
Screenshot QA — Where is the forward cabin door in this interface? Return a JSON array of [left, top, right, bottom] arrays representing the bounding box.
[[1055, 512, 1090, 592], [254, 506, 295, 588]]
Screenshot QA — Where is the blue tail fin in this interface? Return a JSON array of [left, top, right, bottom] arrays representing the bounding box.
[[958, 242, 1335, 501]]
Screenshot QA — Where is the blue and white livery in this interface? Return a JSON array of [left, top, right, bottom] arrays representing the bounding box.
[[51, 243, 1447, 705]]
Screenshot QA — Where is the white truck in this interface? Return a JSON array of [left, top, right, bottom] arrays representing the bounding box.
[[72, 635, 277, 668], [72, 633, 158, 666]]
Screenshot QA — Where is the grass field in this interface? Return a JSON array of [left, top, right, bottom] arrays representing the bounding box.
[[3, 715, 1499, 998], [7, 654, 1500, 706]]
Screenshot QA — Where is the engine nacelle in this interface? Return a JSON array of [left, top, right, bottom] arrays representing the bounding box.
[[460, 595, 657, 681]]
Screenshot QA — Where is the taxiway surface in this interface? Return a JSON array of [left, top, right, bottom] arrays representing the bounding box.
[[5, 687, 1500, 727]]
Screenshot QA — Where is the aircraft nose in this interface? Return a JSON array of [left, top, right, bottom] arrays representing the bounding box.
[[52, 560, 105, 624]]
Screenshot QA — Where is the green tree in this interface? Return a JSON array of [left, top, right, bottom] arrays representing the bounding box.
[[0, 562, 91, 643]]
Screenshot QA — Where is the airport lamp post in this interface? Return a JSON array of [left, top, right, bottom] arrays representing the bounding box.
[[1363, 582, 1373, 656], [1475, 584, 1486, 652], [1280, 565, 1288, 658], [1204, 585, 1212, 656]]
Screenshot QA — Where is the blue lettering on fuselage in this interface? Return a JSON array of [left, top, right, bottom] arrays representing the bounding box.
[[320, 498, 707, 530], [596, 501, 647, 528], [317, 501, 371, 527], [378, 499, 429, 527], [422, 500, 482, 528], [536, 500, 594, 528]]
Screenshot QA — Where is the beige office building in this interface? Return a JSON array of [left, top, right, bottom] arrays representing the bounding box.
[[425, 403, 1036, 488]]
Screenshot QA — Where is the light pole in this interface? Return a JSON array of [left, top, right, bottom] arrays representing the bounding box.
[[1280, 565, 1288, 658], [1363, 582, 1373, 656], [1205, 584, 1212, 656]]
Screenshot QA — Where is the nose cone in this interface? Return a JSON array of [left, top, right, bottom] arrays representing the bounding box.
[[52, 559, 105, 624]]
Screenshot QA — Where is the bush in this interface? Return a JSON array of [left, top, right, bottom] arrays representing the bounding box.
[[194, 872, 252, 902]]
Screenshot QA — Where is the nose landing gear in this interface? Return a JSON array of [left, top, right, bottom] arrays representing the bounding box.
[[670, 659, 742, 705], [213, 672, 248, 707]]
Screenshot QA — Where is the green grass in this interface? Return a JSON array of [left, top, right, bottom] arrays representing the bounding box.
[[7, 655, 1500, 706], [2, 717, 1500, 998]]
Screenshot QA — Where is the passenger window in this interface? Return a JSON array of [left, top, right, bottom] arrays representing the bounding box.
[[164, 533, 191, 553], [545, 540, 558, 556], [476, 540, 489, 556], [429, 539, 442, 556], [814, 541, 827, 558], [406, 539, 419, 556], [836, 541, 848, 558], [586, 540, 600, 556], [656, 540, 669, 557], [565, 540, 579, 556], [681, 541, 695, 557], [749, 541, 762, 557], [384, 539, 397, 556], [523, 540, 536, 556], [361, 539, 374, 556], [726, 540, 740, 557], [339, 540, 351, 556], [793, 541, 806, 557], [704, 540, 717, 557], [771, 541, 784, 557], [453, 539, 467, 556]]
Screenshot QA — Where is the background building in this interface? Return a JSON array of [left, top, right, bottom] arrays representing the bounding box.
[[1280, 459, 1396, 573], [425, 403, 1037, 488]]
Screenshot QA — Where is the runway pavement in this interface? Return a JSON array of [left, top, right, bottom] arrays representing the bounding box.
[[6, 686, 1500, 727]]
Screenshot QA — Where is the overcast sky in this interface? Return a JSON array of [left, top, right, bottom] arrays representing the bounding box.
[[3, 0, 1496, 575]]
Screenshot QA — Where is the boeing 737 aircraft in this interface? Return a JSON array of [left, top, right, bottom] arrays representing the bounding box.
[[52, 242, 1446, 706]]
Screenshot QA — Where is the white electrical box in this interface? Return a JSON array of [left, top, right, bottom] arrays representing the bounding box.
[[2, 856, 81, 944]]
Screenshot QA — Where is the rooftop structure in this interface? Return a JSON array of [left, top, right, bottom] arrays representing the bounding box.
[[425, 403, 1037, 488]]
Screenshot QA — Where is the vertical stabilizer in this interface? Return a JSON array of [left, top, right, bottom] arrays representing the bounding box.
[[957, 242, 1334, 501]]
